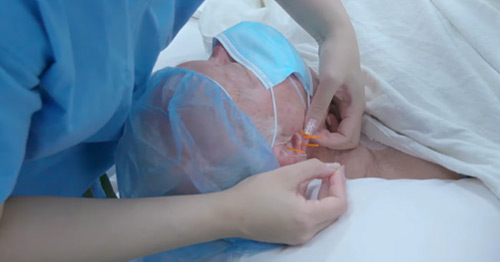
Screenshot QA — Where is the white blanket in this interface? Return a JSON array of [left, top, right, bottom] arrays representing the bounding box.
[[198, 0, 500, 197]]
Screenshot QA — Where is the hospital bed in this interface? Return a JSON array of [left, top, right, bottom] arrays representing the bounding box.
[[149, 1, 500, 261]]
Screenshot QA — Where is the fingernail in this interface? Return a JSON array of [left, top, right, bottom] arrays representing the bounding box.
[[326, 116, 332, 127], [304, 119, 318, 135], [326, 162, 341, 170]]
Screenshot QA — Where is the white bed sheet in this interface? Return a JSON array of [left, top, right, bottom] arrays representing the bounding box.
[[153, 18, 209, 71], [237, 178, 500, 262], [197, 0, 500, 198], [152, 8, 500, 262]]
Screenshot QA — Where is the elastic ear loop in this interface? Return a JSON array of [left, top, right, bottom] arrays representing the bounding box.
[[269, 87, 278, 148], [289, 77, 307, 110], [307, 89, 310, 106]]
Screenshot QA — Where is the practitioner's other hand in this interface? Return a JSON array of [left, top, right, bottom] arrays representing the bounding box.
[[304, 3, 365, 150], [223, 159, 347, 245]]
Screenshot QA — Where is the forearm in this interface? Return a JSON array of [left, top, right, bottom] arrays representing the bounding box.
[[0, 193, 233, 262], [276, 0, 353, 43]]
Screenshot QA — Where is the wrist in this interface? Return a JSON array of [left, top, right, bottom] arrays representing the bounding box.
[[276, 0, 346, 44], [203, 190, 245, 240]]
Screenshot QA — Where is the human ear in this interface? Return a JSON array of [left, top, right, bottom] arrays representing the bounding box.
[[272, 132, 307, 166]]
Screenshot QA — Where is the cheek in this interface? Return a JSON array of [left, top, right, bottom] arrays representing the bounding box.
[[282, 107, 305, 132], [249, 92, 273, 116]]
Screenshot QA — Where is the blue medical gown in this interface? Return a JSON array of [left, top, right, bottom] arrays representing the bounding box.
[[0, 0, 204, 202]]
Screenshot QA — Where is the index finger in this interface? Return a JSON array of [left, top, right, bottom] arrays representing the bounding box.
[[307, 167, 347, 222], [316, 113, 362, 150]]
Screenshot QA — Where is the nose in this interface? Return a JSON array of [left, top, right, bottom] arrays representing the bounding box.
[[210, 43, 236, 65]]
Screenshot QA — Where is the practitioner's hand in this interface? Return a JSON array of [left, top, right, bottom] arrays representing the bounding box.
[[223, 159, 347, 245], [304, 10, 365, 150]]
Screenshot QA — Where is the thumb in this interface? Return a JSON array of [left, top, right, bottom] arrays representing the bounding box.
[[284, 159, 340, 188], [305, 79, 342, 135]]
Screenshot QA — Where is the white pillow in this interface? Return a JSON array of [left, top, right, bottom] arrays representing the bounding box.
[[153, 19, 209, 72]]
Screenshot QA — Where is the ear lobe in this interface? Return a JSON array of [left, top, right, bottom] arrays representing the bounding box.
[[272, 145, 287, 166], [291, 132, 306, 152], [272, 132, 307, 167]]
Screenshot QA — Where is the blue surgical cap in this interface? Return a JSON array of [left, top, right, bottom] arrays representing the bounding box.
[[115, 67, 282, 261]]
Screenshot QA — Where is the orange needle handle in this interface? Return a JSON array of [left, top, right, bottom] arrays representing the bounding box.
[[286, 147, 306, 154]]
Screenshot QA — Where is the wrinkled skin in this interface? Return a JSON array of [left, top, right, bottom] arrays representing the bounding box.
[[179, 43, 309, 166]]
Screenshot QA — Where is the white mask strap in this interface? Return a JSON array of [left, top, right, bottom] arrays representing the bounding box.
[[289, 77, 307, 110], [307, 89, 310, 106], [269, 87, 278, 148]]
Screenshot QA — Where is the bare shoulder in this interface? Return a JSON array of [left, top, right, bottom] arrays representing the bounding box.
[[373, 147, 460, 180], [308, 144, 381, 179]]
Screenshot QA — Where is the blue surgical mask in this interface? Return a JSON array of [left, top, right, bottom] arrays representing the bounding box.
[[214, 21, 313, 147]]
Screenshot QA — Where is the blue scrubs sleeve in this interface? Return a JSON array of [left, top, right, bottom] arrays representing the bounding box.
[[1, 0, 205, 201], [0, 0, 51, 203]]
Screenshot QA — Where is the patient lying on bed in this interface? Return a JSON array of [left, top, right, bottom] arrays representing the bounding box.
[[179, 43, 460, 180], [115, 21, 461, 262]]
